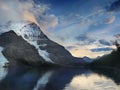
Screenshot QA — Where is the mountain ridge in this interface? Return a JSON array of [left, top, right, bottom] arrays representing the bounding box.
[[0, 22, 88, 67]]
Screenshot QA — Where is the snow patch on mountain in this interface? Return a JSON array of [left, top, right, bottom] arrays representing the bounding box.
[[39, 44, 47, 47], [0, 47, 8, 66], [28, 41, 53, 63], [0, 21, 29, 36]]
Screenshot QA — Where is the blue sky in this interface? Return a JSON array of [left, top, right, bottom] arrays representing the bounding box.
[[0, 0, 120, 58]]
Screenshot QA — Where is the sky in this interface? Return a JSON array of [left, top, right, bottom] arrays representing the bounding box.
[[0, 0, 120, 58]]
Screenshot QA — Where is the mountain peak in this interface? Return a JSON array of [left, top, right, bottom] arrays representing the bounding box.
[[20, 22, 48, 41]]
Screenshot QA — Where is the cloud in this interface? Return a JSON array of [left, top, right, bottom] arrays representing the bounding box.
[[66, 46, 76, 50], [0, 0, 58, 31], [104, 16, 115, 24], [91, 47, 113, 52], [99, 39, 112, 46], [0, 0, 35, 24], [75, 35, 89, 41], [37, 14, 58, 30], [114, 34, 120, 38], [75, 34, 95, 45], [108, 0, 120, 11]]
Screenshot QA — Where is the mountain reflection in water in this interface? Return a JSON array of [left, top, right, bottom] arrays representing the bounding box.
[[0, 65, 120, 90]]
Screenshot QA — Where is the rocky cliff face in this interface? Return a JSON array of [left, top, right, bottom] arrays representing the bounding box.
[[0, 22, 87, 67], [0, 31, 45, 66]]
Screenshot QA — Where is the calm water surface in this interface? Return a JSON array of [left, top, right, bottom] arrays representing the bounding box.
[[0, 64, 120, 90]]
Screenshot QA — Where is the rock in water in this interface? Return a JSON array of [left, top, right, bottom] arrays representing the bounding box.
[[0, 22, 87, 67]]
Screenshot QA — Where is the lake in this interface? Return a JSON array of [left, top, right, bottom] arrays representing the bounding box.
[[0, 64, 120, 90]]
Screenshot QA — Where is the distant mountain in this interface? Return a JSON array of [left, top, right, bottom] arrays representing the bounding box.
[[90, 48, 120, 68], [83, 56, 92, 63], [0, 22, 88, 67]]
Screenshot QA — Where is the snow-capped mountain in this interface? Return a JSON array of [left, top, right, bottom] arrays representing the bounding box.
[[0, 21, 87, 67], [19, 23, 53, 63]]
